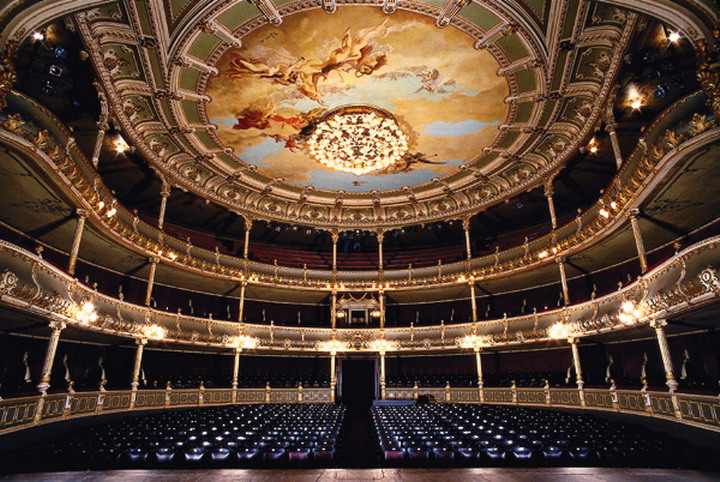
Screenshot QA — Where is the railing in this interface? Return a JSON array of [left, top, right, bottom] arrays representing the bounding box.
[[0, 386, 332, 436], [385, 386, 720, 432]]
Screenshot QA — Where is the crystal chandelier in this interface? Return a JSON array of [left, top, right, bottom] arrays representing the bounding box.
[[307, 105, 409, 176]]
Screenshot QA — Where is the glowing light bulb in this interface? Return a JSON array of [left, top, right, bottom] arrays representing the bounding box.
[[599, 208, 609, 218], [630, 98, 643, 110], [668, 31, 681, 43], [31, 31, 44, 41]]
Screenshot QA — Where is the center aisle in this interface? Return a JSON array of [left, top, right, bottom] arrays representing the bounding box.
[[339, 406, 379, 467]]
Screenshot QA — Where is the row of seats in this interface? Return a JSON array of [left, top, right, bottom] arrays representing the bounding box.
[[139, 374, 330, 389], [372, 403, 700, 467], [386, 372, 571, 388], [250, 244, 465, 270], [15, 404, 344, 471]]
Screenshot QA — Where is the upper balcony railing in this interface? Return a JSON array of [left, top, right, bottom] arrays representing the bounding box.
[[0, 234, 718, 353]]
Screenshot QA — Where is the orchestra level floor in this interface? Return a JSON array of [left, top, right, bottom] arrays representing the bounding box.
[[1, 468, 719, 481]]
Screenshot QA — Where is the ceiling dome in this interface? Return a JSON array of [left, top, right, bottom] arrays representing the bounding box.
[[204, 8, 509, 192]]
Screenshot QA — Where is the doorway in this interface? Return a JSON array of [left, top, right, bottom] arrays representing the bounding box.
[[340, 359, 376, 414]]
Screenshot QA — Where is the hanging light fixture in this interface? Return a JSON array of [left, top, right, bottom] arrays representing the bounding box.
[[307, 105, 409, 176]]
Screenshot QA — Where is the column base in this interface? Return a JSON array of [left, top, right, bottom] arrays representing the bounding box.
[[36, 382, 50, 395]]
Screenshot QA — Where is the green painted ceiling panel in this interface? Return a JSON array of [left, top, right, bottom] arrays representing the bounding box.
[[514, 101, 534, 123], [216, 2, 261, 30], [188, 33, 223, 61], [182, 100, 201, 123], [458, 3, 501, 32], [180, 68, 200, 91], [495, 34, 527, 62], [514, 69, 536, 93]]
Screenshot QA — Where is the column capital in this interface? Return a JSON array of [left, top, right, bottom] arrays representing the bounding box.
[[243, 216, 253, 231], [543, 180, 554, 198], [49, 320, 66, 332], [568, 336, 578, 345], [135, 337, 148, 346], [650, 318, 667, 330], [376, 229, 385, 243], [604, 119, 617, 133], [331, 230, 340, 243], [149, 256, 160, 264], [462, 216, 471, 231], [627, 208, 641, 219], [76, 208, 89, 219], [555, 256, 566, 264], [160, 178, 172, 198]]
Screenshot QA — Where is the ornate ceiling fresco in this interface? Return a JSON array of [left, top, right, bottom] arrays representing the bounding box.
[[205, 8, 508, 192], [73, 0, 637, 229]]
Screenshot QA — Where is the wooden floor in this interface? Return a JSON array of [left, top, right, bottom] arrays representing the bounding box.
[[1, 468, 719, 481]]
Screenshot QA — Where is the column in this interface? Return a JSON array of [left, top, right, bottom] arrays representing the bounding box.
[[130, 338, 147, 391], [462, 217, 473, 260], [331, 230, 339, 274], [377, 229, 385, 277], [90, 99, 109, 167], [379, 350, 386, 400], [379, 290, 386, 328], [330, 351, 337, 403], [331, 290, 337, 329], [474, 348, 484, 402], [650, 319, 679, 392], [232, 348, 241, 390], [237, 282, 246, 322], [157, 179, 171, 230], [37, 321, 66, 394], [469, 282, 478, 323], [556, 257, 570, 305], [242, 217, 252, 261], [569, 338, 586, 406], [144, 257, 159, 307], [544, 181, 558, 230], [605, 119, 623, 169], [628, 209, 648, 273], [67, 209, 88, 276]]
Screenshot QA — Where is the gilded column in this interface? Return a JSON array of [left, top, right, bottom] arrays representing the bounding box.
[[379, 350, 386, 400], [331, 290, 337, 329], [67, 209, 88, 276], [232, 348, 241, 401], [157, 179, 171, 230], [377, 229, 385, 279], [650, 319, 679, 392], [544, 181, 558, 230], [379, 290, 386, 329], [331, 230, 339, 275], [90, 97, 109, 168], [569, 337, 586, 406], [556, 257, 570, 305], [474, 347, 484, 402], [243, 217, 252, 261], [469, 282, 478, 323], [462, 217, 473, 260], [628, 209, 648, 273], [237, 282, 246, 322], [330, 352, 337, 403], [130, 338, 147, 392], [37, 321, 66, 394], [144, 257, 159, 307], [605, 119, 623, 170]]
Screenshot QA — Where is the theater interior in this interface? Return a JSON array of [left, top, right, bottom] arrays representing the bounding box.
[[0, 0, 719, 479]]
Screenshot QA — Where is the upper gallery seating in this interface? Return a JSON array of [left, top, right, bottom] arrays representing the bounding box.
[[386, 372, 571, 388]]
